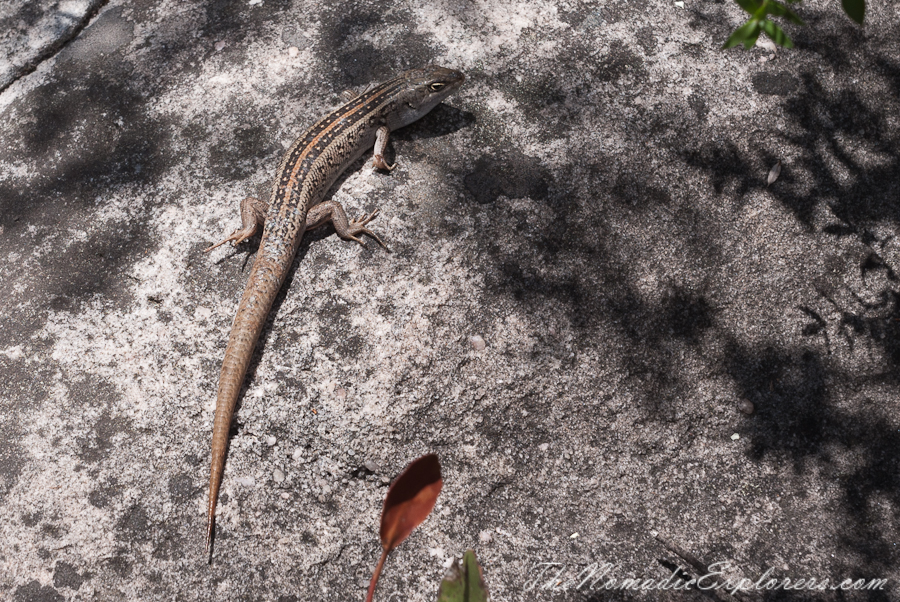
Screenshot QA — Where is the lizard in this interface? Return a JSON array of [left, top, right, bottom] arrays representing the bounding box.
[[203, 65, 465, 560]]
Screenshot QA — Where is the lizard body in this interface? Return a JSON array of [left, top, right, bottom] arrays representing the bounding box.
[[204, 65, 464, 559]]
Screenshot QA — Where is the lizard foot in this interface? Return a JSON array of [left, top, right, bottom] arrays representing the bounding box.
[[347, 209, 388, 249]]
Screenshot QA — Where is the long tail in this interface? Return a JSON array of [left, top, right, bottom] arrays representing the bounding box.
[[206, 251, 291, 561]]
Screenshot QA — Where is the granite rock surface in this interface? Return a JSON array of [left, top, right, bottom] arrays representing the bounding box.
[[1, 0, 899, 600]]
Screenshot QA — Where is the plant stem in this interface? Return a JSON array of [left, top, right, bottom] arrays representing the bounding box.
[[365, 548, 389, 602]]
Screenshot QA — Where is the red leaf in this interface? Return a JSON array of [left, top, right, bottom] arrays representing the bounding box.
[[380, 453, 442, 551]]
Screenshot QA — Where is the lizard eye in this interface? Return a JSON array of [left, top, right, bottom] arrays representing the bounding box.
[[429, 82, 445, 92]]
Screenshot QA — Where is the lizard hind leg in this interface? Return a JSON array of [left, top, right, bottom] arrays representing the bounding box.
[[306, 201, 389, 250], [204, 196, 269, 252]]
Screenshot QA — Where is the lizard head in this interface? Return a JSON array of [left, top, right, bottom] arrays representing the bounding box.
[[387, 65, 465, 129]]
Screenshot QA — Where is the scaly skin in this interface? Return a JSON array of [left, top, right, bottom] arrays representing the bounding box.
[[204, 66, 464, 560]]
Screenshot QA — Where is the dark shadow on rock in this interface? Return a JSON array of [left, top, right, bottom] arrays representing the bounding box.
[[674, 17, 900, 381], [0, 430, 26, 505], [0, 56, 165, 324], [792, 13, 868, 71], [683, 0, 741, 45], [463, 158, 721, 423], [202, 0, 293, 44], [727, 340, 900, 577], [395, 103, 475, 142], [682, 139, 757, 198], [675, 19, 900, 232], [13, 580, 66, 602], [777, 72, 899, 228], [463, 151, 552, 207], [0, 0, 330, 340], [433, 11, 900, 584], [316, 5, 437, 90], [727, 344, 829, 462], [805, 288, 900, 371]]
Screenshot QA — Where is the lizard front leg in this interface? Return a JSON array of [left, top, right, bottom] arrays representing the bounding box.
[[372, 126, 396, 171], [306, 201, 388, 250], [204, 196, 269, 252]]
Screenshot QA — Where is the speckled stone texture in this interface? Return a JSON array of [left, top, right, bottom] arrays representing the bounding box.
[[1, 0, 898, 600]]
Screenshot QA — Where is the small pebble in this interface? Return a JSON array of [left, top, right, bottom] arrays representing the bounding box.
[[273, 469, 285, 483], [280, 492, 290, 500], [767, 161, 782, 186], [292, 448, 303, 461], [479, 530, 493, 544], [539, 443, 549, 452], [469, 335, 486, 351], [731, 433, 741, 441], [739, 399, 755, 415], [266, 436, 277, 446], [364, 460, 380, 472], [288, 46, 299, 57]]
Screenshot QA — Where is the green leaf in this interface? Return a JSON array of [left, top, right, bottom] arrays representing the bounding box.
[[464, 551, 488, 602], [734, 0, 763, 14], [761, 19, 794, 48], [743, 28, 762, 48], [842, 0, 865, 24], [751, 0, 770, 20], [437, 550, 489, 602], [437, 566, 464, 602], [781, 7, 805, 26], [764, 1, 787, 16], [723, 19, 762, 49], [764, 1, 805, 24]]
